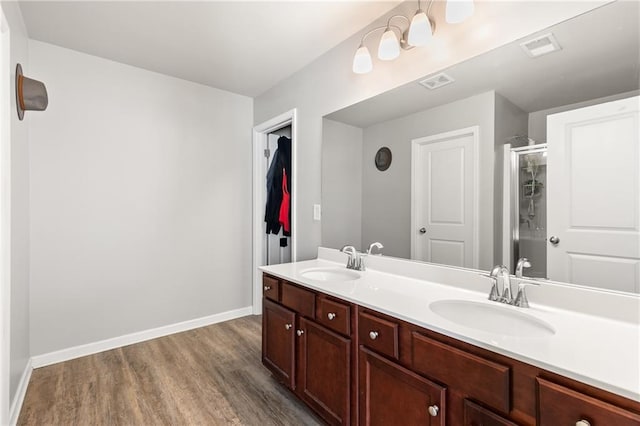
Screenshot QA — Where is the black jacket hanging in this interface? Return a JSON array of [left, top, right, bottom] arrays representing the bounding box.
[[265, 136, 292, 236]]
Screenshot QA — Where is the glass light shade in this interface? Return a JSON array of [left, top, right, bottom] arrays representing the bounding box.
[[352, 44, 373, 74], [378, 28, 400, 61], [407, 10, 433, 46], [446, 0, 475, 24]]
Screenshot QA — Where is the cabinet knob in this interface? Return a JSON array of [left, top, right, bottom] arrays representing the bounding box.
[[296, 329, 304, 337], [264, 285, 271, 291], [369, 331, 379, 340], [327, 312, 336, 320], [284, 324, 292, 330], [576, 421, 591, 426], [427, 405, 439, 417]]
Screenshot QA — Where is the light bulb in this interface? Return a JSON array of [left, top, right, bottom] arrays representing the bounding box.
[[446, 0, 474, 24], [408, 10, 433, 46], [352, 44, 373, 74], [378, 28, 400, 61]]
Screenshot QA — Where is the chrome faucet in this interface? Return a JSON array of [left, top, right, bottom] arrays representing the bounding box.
[[341, 246, 357, 269], [488, 265, 511, 303], [485, 259, 540, 308], [516, 258, 531, 279], [367, 242, 384, 255], [513, 258, 538, 308]]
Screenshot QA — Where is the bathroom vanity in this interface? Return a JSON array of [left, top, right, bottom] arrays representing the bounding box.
[[260, 249, 640, 425]]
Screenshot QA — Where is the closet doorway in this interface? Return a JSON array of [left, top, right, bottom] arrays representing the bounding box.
[[252, 109, 297, 314]]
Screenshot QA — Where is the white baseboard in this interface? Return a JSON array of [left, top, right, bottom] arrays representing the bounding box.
[[31, 306, 253, 369], [9, 358, 32, 426]]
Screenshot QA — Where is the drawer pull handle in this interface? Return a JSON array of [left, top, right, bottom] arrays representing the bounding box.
[[427, 405, 439, 417], [369, 331, 379, 340], [264, 285, 271, 291], [327, 312, 336, 320], [576, 421, 591, 426], [296, 329, 304, 337], [284, 324, 292, 330]]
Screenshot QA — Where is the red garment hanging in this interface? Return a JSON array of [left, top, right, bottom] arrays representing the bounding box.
[[279, 168, 290, 233]]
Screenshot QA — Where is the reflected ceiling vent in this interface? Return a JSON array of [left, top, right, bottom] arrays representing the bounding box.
[[419, 72, 454, 90], [520, 33, 561, 58]]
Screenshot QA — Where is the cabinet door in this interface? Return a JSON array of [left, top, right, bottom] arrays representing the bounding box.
[[262, 299, 296, 389], [298, 317, 351, 425], [359, 347, 446, 426]]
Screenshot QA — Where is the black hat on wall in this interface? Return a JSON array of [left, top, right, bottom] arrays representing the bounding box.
[[16, 63, 48, 120]]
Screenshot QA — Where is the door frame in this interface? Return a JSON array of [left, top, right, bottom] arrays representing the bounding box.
[[252, 109, 297, 315], [410, 126, 480, 268]]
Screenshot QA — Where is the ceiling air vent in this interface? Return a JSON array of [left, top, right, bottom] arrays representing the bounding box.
[[419, 72, 455, 90], [520, 33, 562, 58]]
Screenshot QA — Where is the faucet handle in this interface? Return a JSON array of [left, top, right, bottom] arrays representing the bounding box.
[[488, 277, 500, 302], [513, 280, 540, 308]]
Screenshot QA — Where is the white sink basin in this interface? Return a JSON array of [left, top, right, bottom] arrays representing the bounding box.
[[300, 267, 361, 282], [429, 300, 555, 338]]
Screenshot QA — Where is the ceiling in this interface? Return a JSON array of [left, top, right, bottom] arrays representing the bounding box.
[[19, 1, 402, 97], [327, 1, 640, 128]]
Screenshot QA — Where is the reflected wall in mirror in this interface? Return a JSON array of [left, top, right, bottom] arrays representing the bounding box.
[[321, 1, 640, 293]]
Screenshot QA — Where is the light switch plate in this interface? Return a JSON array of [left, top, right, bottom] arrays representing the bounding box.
[[313, 204, 321, 221]]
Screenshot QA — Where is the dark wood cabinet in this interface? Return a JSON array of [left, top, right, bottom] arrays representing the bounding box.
[[359, 346, 446, 426], [262, 298, 295, 389], [262, 273, 640, 426], [298, 317, 351, 425], [262, 275, 353, 425]]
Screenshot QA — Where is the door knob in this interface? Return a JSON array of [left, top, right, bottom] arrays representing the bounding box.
[[549, 236, 560, 245], [427, 405, 439, 417], [419, 227, 427, 234]]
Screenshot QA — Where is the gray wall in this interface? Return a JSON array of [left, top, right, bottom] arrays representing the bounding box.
[[361, 92, 496, 267], [1, 1, 31, 413], [28, 40, 254, 356], [321, 119, 362, 250]]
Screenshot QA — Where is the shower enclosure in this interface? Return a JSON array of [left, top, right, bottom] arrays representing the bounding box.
[[510, 144, 547, 278]]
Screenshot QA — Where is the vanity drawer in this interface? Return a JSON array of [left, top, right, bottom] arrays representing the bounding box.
[[281, 282, 315, 319], [411, 332, 511, 414], [464, 399, 517, 426], [317, 297, 351, 336], [263, 275, 280, 301], [537, 378, 640, 426], [358, 310, 399, 360]]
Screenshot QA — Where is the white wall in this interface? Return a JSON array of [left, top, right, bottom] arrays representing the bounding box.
[[254, 0, 608, 261], [321, 119, 362, 250], [28, 40, 253, 356], [360, 92, 495, 266], [0, 1, 30, 417]]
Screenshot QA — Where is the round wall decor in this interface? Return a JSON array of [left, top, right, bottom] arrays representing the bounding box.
[[375, 147, 392, 171]]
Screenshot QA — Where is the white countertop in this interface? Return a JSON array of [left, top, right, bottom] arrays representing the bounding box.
[[260, 249, 640, 403]]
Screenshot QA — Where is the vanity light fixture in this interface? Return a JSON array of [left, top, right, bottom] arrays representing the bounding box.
[[445, 0, 475, 24], [352, 0, 435, 74]]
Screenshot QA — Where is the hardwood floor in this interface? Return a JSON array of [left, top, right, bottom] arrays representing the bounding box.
[[18, 315, 322, 425]]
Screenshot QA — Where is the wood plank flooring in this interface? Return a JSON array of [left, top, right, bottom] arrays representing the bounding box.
[[18, 315, 322, 426]]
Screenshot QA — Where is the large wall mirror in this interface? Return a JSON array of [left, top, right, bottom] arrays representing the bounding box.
[[321, 1, 639, 294]]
